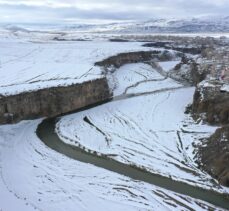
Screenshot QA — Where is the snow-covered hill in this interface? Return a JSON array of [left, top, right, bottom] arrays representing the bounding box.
[[90, 16, 229, 33], [1, 16, 229, 36]]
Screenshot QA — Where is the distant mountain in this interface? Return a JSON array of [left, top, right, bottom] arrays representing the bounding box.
[[2, 16, 229, 34], [4, 25, 30, 33], [87, 16, 229, 33]]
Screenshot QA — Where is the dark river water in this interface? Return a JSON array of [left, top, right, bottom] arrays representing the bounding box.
[[37, 117, 229, 210]]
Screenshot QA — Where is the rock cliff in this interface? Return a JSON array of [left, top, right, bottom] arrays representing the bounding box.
[[192, 80, 229, 125], [0, 78, 111, 124], [196, 126, 229, 187], [192, 80, 229, 187]]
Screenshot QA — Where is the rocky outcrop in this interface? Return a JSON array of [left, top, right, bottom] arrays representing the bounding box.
[[95, 50, 177, 68], [190, 62, 209, 86], [95, 51, 160, 68], [170, 57, 209, 86], [192, 80, 229, 125], [0, 78, 111, 124], [196, 126, 229, 187]]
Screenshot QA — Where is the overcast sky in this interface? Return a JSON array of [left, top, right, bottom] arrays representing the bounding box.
[[0, 0, 229, 24]]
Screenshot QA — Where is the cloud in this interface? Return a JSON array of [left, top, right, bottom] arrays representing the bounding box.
[[0, 0, 228, 23]]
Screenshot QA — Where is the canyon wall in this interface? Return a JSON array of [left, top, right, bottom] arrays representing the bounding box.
[[192, 82, 229, 125], [196, 125, 229, 187], [0, 78, 111, 124], [192, 81, 229, 187], [95, 51, 163, 68]]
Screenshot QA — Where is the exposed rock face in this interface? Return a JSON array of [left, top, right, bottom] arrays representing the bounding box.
[[192, 80, 229, 187], [190, 62, 209, 86], [192, 81, 229, 125], [0, 78, 111, 124], [95, 50, 176, 68], [170, 57, 208, 86], [95, 51, 160, 68], [197, 126, 229, 187]]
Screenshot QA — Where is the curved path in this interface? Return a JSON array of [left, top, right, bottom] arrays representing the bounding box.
[[37, 114, 229, 210]]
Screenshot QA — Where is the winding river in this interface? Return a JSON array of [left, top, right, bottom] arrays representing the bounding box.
[[37, 106, 229, 210]]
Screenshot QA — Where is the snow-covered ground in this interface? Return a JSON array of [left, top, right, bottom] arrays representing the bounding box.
[[158, 61, 181, 72], [0, 89, 227, 209], [107, 63, 182, 96], [108, 63, 164, 96], [126, 78, 182, 95], [0, 37, 156, 96], [57, 64, 229, 194], [57, 87, 225, 192], [0, 120, 220, 211], [221, 84, 229, 92]]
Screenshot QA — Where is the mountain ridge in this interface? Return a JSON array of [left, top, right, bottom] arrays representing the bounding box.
[[1, 16, 229, 33]]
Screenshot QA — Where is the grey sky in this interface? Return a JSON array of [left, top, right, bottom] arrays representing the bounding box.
[[0, 0, 229, 23]]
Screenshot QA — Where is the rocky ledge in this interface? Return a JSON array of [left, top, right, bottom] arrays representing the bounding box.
[[95, 50, 178, 68]]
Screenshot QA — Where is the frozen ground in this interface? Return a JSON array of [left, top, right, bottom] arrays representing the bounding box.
[[0, 120, 220, 211], [158, 61, 181, 72], [0, 37, 155, 96]]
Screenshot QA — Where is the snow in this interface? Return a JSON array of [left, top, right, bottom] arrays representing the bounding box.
[[0, 38, 154, 96], [221, 84, 229, 92], [55, 56, 228, 194], [158, 60, 181, 72], [57, 72, 225, 194], [0, 177, 35, 211], [107, 62, 183, 96], [199, 80, 220, 88], [108, 63, 165, 96], [126, 78, 182, 94], [0, 120, 220, 211], [197, 80, 229, 101], [55, 58, 228, 193], [3, 15, 229, 35]]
